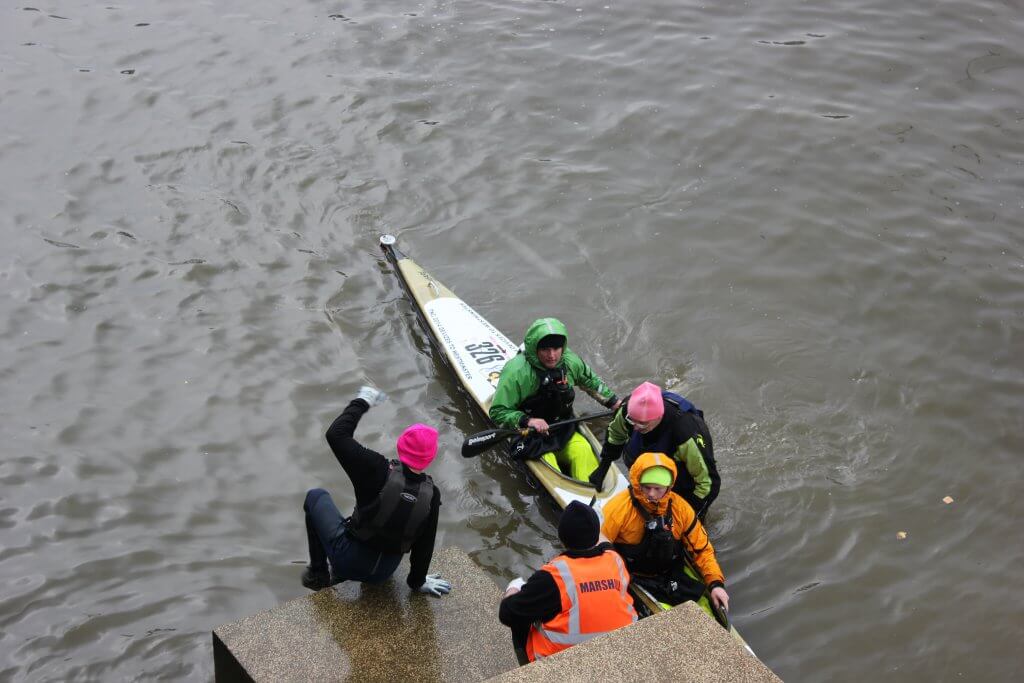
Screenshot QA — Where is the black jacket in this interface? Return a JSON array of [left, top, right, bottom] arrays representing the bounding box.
[[498, 542, 617, 644], [325, 398, 441, 589]]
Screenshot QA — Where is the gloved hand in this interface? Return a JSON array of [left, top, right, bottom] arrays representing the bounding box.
[[505, 577, 526, 594], [418, 573, 451, 597], [588, 460, 612, 491], [355, 385, 387, 407]]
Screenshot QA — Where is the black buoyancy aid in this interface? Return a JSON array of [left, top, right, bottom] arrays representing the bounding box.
[[612, 494, 686, 577], [617, 496, 707, 607], [519, 366, 575, 423], [623, 395, 719, 498], [348, 460, 434, 554]]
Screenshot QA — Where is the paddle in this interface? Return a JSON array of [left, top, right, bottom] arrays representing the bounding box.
[[711, 598, 731, 630], [460, 410, 615, 458], [688, 555, 732, 631]]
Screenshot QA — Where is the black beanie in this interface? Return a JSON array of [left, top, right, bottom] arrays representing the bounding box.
[[536, 334, 566, 350], [558, 501, 600, 550]]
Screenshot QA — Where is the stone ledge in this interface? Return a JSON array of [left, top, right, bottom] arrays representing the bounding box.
[[213, 547, 781, 682], [486, 601, 781, 683], [213, 546, 518, 682]]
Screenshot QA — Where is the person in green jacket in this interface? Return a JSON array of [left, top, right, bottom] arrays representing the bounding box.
[[488, 318, 620, 480]]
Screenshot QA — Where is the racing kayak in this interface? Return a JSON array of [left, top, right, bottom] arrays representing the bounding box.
[[379, 234, 630, 509], [379, 234, 754, 655]]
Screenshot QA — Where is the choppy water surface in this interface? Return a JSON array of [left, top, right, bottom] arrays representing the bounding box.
[[2, 0, 1022, 679]]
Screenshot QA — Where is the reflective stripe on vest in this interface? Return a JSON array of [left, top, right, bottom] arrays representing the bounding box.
[[528, 551, 637, 659]]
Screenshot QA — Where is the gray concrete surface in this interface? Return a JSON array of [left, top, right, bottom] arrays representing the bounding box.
[[487, 601, 781, 683], [213, 547, 782, 682], [212, 546, 517, 681]]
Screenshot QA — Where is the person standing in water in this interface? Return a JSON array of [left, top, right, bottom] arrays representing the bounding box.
[[590, 381, 720, 519], [601, 452, 729, 612]]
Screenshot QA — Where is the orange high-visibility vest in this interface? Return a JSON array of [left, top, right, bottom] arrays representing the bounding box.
[[526, 550, 638, 661]]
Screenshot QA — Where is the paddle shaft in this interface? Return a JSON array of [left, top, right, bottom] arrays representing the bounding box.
[[681, 545, 731, 630], [460, 409, 615, 458]]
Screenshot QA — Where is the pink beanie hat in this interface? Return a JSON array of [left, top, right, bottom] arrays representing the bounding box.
[[628, 382, 665, 422], [397, 423, 439, 470]]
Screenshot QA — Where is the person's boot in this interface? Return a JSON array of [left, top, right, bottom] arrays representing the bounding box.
[[301, 565, 331, 591]]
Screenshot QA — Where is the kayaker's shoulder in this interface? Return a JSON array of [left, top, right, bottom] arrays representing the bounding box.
[[499, 353, 530, 373], [601, 488, 633, 517], [560, 348, 598, 376]]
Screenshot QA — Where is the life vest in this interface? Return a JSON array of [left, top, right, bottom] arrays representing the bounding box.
[[526, 550, 638, 662], [612, 493, 689, 576], [612, 495, 709, 607], [623, 392, 719, 502], [348, 460, 434, 553], [519, 366, 576, 423]]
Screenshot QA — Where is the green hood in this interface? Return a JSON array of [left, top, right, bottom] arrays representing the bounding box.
[[488, 316, 616, 430], [522, 317, 568, 370]]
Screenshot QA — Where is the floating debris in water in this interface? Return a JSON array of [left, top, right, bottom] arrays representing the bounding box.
[[943, 496, 954, 504], [896, 531, 907, 540], [43, 238, 80, 249]]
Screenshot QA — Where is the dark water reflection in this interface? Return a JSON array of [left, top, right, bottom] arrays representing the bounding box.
[[2, 0, 1022, 679]]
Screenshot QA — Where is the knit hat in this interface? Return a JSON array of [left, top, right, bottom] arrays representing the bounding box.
[[536, 334, 566, 350], [639, 465, 673, 487], [396, 424, 439, 470], [627, 381, 665, 422], [558, 501, 601, 550]]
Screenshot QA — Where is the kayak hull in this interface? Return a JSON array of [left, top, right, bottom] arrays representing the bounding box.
[[380, 236, 630, 510]]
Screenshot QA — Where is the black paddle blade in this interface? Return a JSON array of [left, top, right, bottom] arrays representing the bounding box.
[[712, 601, 731, 630], [461, 428, 513, 457]]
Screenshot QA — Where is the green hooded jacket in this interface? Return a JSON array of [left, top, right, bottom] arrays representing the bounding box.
[[488, 318, 617, 430]]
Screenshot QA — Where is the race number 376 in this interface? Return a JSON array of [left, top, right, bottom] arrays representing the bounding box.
[[465, 341, 504, 365]]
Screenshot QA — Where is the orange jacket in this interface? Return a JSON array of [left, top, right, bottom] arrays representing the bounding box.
[[526, 550, 637, 661], [600, 452, 725, 587]]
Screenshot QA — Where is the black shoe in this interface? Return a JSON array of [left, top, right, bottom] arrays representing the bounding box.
[[302, 566, 332, 591]]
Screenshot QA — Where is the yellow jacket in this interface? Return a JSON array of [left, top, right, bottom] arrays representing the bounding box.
[[600, 452, 725, 587]]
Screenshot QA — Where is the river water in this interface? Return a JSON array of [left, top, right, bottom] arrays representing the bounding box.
[[2, 0, 1022, 680]]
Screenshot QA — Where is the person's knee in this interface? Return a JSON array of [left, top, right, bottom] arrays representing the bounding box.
[[304, 488, 330, 512]]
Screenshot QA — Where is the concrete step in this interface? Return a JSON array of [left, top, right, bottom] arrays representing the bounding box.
[[486, 600, 781, 683], [213, 546, 782, 682], [213, 546, 518, 681]]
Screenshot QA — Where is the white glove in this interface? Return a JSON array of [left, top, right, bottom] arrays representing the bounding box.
[[355, 385, 387, 407], [418, 573, 451, 597], [506, 577, 526, 592]]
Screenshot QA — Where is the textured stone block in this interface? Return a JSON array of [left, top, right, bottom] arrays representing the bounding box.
[[486, 601, 781, 683], [213, 546, 518, 682]]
